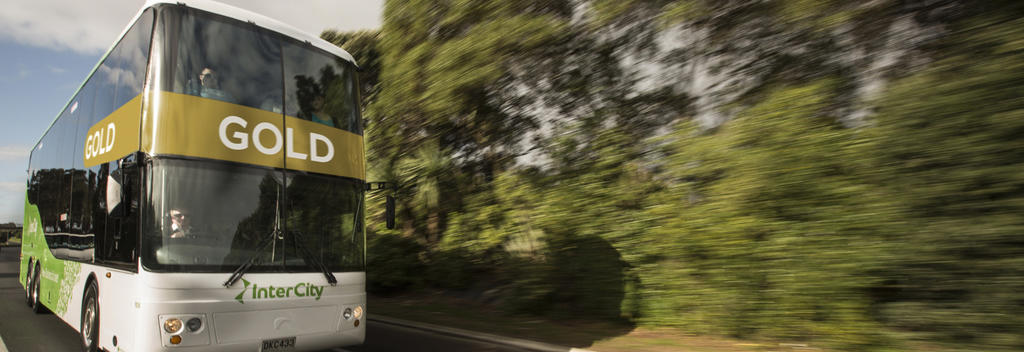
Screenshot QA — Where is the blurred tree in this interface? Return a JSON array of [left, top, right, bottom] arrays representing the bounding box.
[[640, 81, 890, 347], [367, 0, 572, 249], [373, 0, 569, 171], [396, 139, 454, 243], [869, 5, 1024, 347]]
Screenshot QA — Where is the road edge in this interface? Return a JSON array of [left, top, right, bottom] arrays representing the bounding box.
[[0, 244, 16, 352], [368, 315, 596, 352], [1, 244, 14, 352]]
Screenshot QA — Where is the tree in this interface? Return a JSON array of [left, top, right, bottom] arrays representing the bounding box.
[[869, 6, 1024, 347]]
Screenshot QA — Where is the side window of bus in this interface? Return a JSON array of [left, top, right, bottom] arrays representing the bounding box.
[[69, 91, 93, 249], [85, 11, 151, 267], [26, 153, 38, 206], [90, 10, 153, 126], [69, 86, 92, 246], [92, 56, 117, 123], [30, 113, 74, 241], [89, 164, 109, 261], [98, 159, 139, 267], [61, 80, 98, 261], [34, 123, 63, 234], [113, 10, 154, 110], [56, 116, 76, 234]]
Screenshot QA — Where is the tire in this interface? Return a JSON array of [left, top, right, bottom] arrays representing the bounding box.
[[29, 264, 43, 314], [81, 282, 99, 352], [24, 260, 33, 307]]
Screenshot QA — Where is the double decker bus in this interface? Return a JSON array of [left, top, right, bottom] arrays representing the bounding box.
[[21, 0, 380, 350]]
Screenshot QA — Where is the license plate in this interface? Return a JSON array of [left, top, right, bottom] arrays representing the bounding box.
[[260, 336, 296, 352]]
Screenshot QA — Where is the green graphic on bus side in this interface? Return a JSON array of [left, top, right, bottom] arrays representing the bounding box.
[[54, 261, 82, 315], [21, 194, 84, 317], [21, 195, 41, 288], [234, 278, 325, 304]]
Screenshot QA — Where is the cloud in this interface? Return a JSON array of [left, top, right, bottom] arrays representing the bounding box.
[[0, 0, 383, 54], [0, 182, 25, 224], [49, 66, 66, 74], [0, 1, 143, 54], [0, 182, 24, 192], [219, 0, 384, 35], [0, 145, 31, 161]]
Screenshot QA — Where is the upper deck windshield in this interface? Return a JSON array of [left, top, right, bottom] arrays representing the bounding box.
[[157, 5, 361, 134]]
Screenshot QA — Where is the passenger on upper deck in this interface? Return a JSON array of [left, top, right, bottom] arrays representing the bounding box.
[[296, 78, 337, 127], [311, 95, 334, 127], [198, 67, 236, 103]]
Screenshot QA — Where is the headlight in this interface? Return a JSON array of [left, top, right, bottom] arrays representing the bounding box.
[[186, 317, 203, 332], [353, 306, 364, 319], [164, 318, 183, 333], [343, 308, 353, 320]]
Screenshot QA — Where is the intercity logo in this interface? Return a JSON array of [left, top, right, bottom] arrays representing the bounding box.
[[234, 279, 326, 304]]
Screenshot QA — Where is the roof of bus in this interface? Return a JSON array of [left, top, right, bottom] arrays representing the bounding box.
[[142, 0, 357, 65]]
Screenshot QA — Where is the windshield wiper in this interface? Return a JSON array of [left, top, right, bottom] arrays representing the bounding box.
[[289, 230, 338, 286], [225, 186, 283, 288], [223, 229, 279, 287]]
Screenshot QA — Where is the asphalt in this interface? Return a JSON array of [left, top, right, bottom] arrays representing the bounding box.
[[1, 243, 18, 352], [365, 315, 593, 352]]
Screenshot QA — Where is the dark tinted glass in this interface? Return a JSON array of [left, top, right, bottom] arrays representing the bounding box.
[[90, 57, 117, 123], [142, 159, 284, 270], [71, 82, 94, 165], [26, 149, 38, 205], [35, 115, 74, 235], [284, 173, 364, 272], [34, 128, 62, 233], [98, 159, 138, 266], [113, 11, 154, 109], [89, 164, 108, 259], [142, 159, 364, 272], [172, 9, 282, 111], [63, 168, 94, 261], [283, 42, 362, 134], [30, 11, 153, 264]]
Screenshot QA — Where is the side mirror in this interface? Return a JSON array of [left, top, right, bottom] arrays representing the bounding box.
[[366, 182, 396, 229], [385, 196, 396, 230]]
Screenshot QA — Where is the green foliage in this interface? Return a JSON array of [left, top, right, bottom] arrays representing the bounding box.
[[635, 81, 890, 348], [366, 233, 426, 293], [868, 13, 1024, 349]]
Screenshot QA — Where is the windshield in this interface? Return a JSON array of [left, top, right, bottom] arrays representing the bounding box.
[[158, 5, 362, 135], [141, 158, 364, 272]]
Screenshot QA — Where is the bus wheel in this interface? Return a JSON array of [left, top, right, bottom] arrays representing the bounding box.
[[24, 260, 34, 307], [81, 282, 99, 352], [29, 263, 43, 314]]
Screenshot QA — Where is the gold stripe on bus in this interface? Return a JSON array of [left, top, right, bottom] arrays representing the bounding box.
[[83, 96, 142, 168], [142, 91, 365, 179], [283, 116, 365, 179]]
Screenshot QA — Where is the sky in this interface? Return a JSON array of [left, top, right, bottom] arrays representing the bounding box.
[[0, 0, 383, 224]]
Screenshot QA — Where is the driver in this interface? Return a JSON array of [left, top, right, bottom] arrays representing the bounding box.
[[168, 208, 193, 238]]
